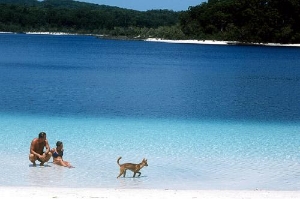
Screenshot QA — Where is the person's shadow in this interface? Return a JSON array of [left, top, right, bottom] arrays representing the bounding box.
[[29, 163, 51, 167]]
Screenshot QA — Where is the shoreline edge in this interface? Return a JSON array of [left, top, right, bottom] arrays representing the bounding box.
[[1, 186, 300, 199]]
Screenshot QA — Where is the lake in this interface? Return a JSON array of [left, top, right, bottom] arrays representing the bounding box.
[[0, 33, 300, 190]]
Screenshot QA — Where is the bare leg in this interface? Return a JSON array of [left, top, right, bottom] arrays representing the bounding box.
[[64, 161, 74, 168], [29, 154, 37, 166], [44, 152, 52, 162], [39, 152, 52, 166], [53, 159, 74, 168]]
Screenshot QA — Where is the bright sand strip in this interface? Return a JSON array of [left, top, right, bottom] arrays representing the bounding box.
[[145, 38, 300, 47], [1, 187, 300, 199], [145, 38, 228, 45]]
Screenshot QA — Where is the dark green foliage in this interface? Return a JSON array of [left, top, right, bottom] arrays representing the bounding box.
[[1, 0, 299, 43], [180, 0, 300, 43], [0, 0, 38, 6], [0, 0, 183, 39]]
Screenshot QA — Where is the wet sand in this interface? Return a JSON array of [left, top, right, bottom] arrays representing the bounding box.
[[1, 186, 300, 199]]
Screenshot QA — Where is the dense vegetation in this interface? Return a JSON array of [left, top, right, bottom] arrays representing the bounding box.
[[180, 0, 300, 43], [0, 0, 184, 39], [1, 0, 300, 43]]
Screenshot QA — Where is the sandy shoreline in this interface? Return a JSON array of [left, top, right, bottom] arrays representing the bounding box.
[[145, 38, 300, 47], [1, 32, 300, 47], [1, 187, 300, 199], [145, 38, 229, 45]]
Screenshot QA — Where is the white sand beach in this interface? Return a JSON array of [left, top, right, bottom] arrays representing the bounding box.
[[1, 32, 300, 46], [145, 38, 300, 47], [25, 31, 78, 35], [145, 38, 229, 45], [1, 187, 300, 199]]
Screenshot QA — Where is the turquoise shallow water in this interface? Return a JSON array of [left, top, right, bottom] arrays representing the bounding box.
[[1, 113, 300, 190], [1, 33, 300, 190]]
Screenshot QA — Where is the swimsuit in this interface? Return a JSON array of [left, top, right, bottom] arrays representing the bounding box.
[[36, 151, 45, 162], [52, 150, 63, 158]]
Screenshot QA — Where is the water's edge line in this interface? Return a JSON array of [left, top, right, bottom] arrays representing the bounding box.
[[1, 32, 300, 47], [1, 186, 300, 199]]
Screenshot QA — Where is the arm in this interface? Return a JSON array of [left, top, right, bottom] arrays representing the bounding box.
[[50, 148, 55, 155], [30, 139, 40, 157], [44, 139, 50, 155]]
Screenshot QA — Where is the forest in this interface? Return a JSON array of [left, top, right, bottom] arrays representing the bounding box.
[[180, 0, 300, 43], [0, 0, 299, 43], [0, 0, 183, 39]]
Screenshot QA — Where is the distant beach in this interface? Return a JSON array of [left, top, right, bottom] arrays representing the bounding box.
[[0, 31, 82, 36], [145, 38, 300, 47], [1, 31, 300, 47]]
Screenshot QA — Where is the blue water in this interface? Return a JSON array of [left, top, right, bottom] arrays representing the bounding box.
[[0, 33, 300, 190]]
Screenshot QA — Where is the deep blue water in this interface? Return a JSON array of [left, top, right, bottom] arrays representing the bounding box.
[[1, 33, 300, 121], [0, 33, 300, 190]]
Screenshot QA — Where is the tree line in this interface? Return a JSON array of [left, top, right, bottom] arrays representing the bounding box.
[[0, 0, 184, 39], [180, 0, 300, 43], [0, 0, 299, 43]]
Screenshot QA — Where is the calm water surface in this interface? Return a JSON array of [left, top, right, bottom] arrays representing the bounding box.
[[0, 33, 300, 190]]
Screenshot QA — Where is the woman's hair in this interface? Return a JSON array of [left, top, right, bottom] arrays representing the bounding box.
[[56, 141, 63, 147]]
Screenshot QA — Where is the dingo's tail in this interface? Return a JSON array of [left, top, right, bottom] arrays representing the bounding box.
[[117, 157, 122, 166]]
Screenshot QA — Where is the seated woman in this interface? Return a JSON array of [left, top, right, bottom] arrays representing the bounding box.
[[51, 141, 74, 168]]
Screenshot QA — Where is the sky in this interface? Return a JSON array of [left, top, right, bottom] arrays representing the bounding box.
[[77, 0, 206, 11]]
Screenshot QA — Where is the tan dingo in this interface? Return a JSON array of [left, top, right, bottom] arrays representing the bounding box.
[[117, 157, 148, 178]]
